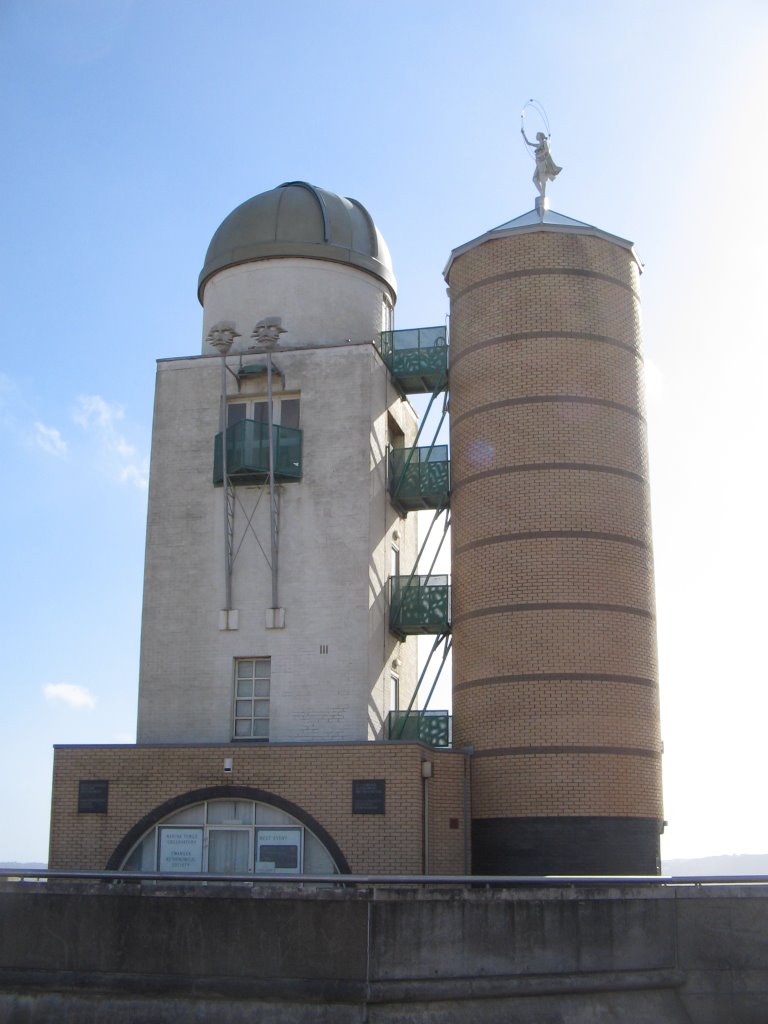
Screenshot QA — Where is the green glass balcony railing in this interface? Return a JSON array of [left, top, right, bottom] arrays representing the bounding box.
[[389, 445, 450, 513], [389, 574, 451, 638], [379, 326, 448, 393], [387, 710, 452, 747], [213, 419, 302, 486]]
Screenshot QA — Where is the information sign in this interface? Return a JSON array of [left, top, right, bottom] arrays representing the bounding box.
[[158, 827, 204, 873], [77, 780, 109, 814], [256, 828, 301, 872], [352, 779, 385, 815]]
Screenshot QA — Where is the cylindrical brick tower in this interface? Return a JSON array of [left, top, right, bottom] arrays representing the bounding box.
[[446, 210, 663, 874]]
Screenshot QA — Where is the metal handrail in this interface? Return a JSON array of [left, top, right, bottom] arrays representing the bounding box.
[[2, 869, 768, 887]]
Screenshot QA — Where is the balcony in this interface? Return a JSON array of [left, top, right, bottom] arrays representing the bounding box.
[[387, 710, 452, 748], [379, 326, 448, 393], [389, 445, 450, 514], [389, 574, 451, 639], [213, 419, 302, 486]]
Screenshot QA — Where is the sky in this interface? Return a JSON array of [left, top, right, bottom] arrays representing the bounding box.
[[1, 0, 767, 865]]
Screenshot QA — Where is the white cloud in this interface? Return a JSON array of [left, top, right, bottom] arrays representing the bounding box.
[[119, 463, 149, 488], [43, 683, 96, 709], [33, 421, 68, 457], [73, 394, 124, 430], [73, 394, 148, 490]]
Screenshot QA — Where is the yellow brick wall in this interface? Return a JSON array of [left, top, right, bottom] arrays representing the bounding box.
[[448, 229, 662, 823], [49, 743, 467, 874]]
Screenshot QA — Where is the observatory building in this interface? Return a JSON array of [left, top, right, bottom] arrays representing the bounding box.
[[49, 180, 663, 876]]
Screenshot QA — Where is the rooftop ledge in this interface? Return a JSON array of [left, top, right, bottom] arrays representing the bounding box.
[[443, 207, 642, 279]]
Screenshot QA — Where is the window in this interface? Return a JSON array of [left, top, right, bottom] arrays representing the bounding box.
[[234, 658, 270, 740], [228, 397, 300, 428], [121, 799, 340, 875], [390, 672, 400, 712], [382, 295, 394, 333], [390, 543, 400, 579]]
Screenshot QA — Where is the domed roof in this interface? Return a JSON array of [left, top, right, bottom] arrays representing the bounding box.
[[198, 181, 396, 302]]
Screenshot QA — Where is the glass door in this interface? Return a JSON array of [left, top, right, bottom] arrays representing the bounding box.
[[206, 828, 251, 874]]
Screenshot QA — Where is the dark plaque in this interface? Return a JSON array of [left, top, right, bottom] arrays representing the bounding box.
[[78, 780, 109, 814], [352, 778, 385, 815]]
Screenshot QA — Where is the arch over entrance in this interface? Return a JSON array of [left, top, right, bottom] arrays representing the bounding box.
[[106, 785, 350, 874]]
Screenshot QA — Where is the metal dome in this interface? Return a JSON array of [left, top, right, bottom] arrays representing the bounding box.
[[198, 181, 396, 302]]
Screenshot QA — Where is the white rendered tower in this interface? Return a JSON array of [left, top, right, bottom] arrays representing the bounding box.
[[136, 182, 418, 745]]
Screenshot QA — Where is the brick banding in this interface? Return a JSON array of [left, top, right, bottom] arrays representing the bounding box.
[[454, 672, 658, 692], [472, 746, 661, 760], [451, 463, 648, 493], [450, 266, 641, 303], [455, 531, 651, 555], [451, 394, 645, 427], [449, 330, 642, 368], [451, 602, 655, 625]]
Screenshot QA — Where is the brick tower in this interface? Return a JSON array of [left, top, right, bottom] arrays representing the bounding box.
[[446, 208, 663, 874]]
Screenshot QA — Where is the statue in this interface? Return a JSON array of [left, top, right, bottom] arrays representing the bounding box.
[[251, 317, 286, 349], [520, 127, 562, 199], [206, 321, 240, 355]]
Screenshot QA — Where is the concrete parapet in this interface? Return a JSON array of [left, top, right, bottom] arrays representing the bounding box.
[[0, 881, 766, 1022]]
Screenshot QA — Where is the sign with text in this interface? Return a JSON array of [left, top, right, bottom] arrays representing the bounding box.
[[77, 780, 109, 814], [256, 827, 301, 872], [158, 827, 204, 873], [352, 779, 385, 815]]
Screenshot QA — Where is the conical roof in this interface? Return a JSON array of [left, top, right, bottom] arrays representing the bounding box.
[[444, 207, 640, 279]]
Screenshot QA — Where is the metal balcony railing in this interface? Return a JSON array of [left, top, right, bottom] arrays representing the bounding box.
[[386, 710, 452, 747], [389, 575, 451, 638], [388, 445, 450, 513], [214, 419, 302, 485], [379, 326, 448, 393]]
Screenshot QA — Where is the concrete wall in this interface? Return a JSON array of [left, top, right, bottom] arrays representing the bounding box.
[[1, 882, 766, 1023]]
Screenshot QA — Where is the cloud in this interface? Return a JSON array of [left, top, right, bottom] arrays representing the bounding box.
[[43, 683, 96, 709], [73, 394, 148, 490], [73, 394, 124, 430], [33, 421, 68, 457], [119, 464, 149, 488]]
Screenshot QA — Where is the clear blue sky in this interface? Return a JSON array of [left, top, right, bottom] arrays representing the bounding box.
[[1, 0, 766, 863]]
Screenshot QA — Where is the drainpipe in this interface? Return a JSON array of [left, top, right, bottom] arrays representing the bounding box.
[[421, 760, 433, 873], [266, 351, 279, 610], [462, 748, 473, 874]]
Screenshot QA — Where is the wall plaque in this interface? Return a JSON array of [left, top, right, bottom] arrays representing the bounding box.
[[77, 780, 109, 814], [352, 778, 385, 815]]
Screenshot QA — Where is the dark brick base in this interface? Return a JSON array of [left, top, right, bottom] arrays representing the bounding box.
[[472, 816, 661, 875]]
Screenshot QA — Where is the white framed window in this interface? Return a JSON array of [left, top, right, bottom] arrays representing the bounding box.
[[122, 799, 339, 875], [234, 658, 270, 740], [228, 396, 300, 429], [390, 672, 400, 713], [390, 543, 400, 579]]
